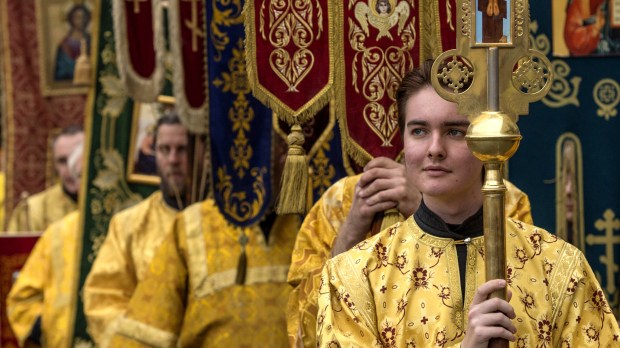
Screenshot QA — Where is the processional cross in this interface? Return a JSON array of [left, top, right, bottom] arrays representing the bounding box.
[[430, 1, 553, 347], [182, 0, 206, 52]]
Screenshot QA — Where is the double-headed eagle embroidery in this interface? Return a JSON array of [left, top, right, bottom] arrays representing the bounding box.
[[354, 0, 410, 40]]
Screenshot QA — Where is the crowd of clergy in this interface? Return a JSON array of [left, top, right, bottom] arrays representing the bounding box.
[[5, 62, 620, 347]]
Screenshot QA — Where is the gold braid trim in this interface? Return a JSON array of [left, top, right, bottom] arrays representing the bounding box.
[[243, 0, 334, 125], [112, 0, 166, 102], [183, 203, 209, 296], [194, 265, 290, 298], [548, 241, 579, 325], [115, 316, 178, 348], [331, 252, 379, 337]]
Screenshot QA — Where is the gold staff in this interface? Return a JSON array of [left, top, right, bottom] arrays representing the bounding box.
[[430, 1, 553, 346]]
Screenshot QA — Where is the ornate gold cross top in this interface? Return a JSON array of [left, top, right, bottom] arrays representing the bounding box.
[[126, 0, 147, 14], [431, 0, 552, 121], [182, 0, 206, 52]]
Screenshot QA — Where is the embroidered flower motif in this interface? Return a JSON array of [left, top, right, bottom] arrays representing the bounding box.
[[529, 231, 542, 249], [396, 253, 407, 270], [515, 248, 529, 263], [521, 293, 535, 309], [584, 324, 600, 342], [376, 243, 388, 267], [591, 289, 608, 311], [435, 329, 448, 346], [438, 286, 451, 300], [405, 339, 416, 348], [381, 324, 397, 347], [516, 336, 528, 348], [342, 293, 356, 310], [397, 298, 408, 314], [327, 340, 341, 348], [413, 267, 429, 288], [389, 225, 399, 236], [543, 259, 553, 275], [537, 318, 552, 343], [430, 247, 444, 258], [514, 220, 524, 230], [567, 277, 578, 294], [506, 266, 515, 285]]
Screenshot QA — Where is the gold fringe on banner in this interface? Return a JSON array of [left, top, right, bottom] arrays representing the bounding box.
[[112, 0, 165, 102], [276, 124, 309, 215]]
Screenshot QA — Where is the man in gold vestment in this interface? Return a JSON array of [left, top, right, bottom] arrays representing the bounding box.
[[317, 61, 620, 347], [107, 132, 301, 347], [6, 141, 84, 347], [287, 158, 533, 347], [7, 125, 84, 232], [83, 114, 190, 347]]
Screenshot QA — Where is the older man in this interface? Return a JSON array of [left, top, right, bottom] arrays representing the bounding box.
[[8, 125, 84, 231], [83, 113, 190, 347], [7, 140, 84, 347]]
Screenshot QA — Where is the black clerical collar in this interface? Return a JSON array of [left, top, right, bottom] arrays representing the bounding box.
[[62, 185, 79, 203], [414, 200, 483, 241], [161, 189, 186, 211]]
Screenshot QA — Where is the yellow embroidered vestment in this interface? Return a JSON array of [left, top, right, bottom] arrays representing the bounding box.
[[287, 174, 533, 347], [6, 211, 80, 347], [83, 191, 178, 347], [317, 217, 620, 347], [108, 199, 300, 347], [7, 183, 77, 232]]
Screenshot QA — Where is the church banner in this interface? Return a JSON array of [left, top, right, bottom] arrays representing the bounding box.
[[169, 0, 210, 133], [245, 0, 333, 124], [334, 0, 421, 165], [112, 0, 165, 101], [207, 0, 274, 227]]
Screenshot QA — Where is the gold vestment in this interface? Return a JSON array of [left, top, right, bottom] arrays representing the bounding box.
[[6, 211, 80, 347], [7, 183, 77, 232], [108, 199, 301, 347], [83, 191, 178, 347], [287, 175, 533, 347], [317, 217, 620, 347]]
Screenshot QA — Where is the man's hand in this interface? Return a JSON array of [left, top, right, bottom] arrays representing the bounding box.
[[331, 157, 420, 257], [461, 279, 516, 348]]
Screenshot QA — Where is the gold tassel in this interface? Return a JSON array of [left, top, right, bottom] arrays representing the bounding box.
[[276, 124, 308, 215], [235, 232, 248, 285], [379, 208, 402, 231], [73, 38, 91, 86]]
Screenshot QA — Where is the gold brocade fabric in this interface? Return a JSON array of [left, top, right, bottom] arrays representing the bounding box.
[[108, 199, 301, 348], [286, 175, 533, 348], [6, 211, 80, 348], [7, 183, 77, 232], [83, 191, 178, 347], [317, 217, 620, 347]]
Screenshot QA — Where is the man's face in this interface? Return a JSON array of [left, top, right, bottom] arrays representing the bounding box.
[[402, 86, 483, 207], [155, 124, 189, 198], [53, 132, 84, 194]]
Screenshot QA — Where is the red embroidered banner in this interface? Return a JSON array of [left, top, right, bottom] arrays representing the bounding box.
[[113, 0, 165, 101], [245, 0, 333, 124], [169, 0, 209, 133], [335, 0, 457, 165]]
